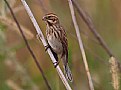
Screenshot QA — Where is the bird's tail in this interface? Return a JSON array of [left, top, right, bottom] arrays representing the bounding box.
[[64, 64, 73, 82]]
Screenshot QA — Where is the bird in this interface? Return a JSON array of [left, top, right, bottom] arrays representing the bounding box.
[[42, 13, 73, 82]]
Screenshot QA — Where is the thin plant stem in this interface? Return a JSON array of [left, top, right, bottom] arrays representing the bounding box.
[[4, 0, 51, 90], [72, 0, 121, 71], [68, 0, 94, 90], [72, 0, 113, 57], [20, 0, 72, 90]]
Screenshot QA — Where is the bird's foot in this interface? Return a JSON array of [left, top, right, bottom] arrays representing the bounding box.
[[36, 34, 41, 40], [53, 61, 59, 68], [45, 44, 51, 51]]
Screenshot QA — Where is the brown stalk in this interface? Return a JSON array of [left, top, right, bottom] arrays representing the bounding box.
[[68, 0, 94, 90], [72, 0, 121, 70], [4, 0, 51, 90]]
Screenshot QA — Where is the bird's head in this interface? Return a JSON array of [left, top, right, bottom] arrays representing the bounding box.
[[42, 13, 59, 25]]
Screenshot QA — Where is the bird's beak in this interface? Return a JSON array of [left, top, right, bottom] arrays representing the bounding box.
[[42, 16, 46, 21]]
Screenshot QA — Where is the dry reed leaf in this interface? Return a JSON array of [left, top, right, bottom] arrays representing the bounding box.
[[6, 79, 23, 90], [0, 16, 34, 39]]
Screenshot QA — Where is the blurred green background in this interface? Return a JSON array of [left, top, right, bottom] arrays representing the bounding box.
[[0, 0, 121, 90]]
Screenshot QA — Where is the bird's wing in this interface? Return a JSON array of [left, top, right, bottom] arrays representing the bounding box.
[[60, 26, 68, 63]]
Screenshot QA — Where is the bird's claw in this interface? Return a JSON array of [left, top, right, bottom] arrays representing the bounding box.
[[53, 61, 59, 68], [36, 34, 41, 40], [45, 45, 50, 51]]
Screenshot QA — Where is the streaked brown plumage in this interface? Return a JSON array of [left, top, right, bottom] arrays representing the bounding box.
[[42, 13, 73, 82]]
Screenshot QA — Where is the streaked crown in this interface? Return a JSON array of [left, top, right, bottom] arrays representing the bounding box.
[[42, 13, 59, 25]]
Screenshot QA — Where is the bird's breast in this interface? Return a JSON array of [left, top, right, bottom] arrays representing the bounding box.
[[47, 34, 63, 54]]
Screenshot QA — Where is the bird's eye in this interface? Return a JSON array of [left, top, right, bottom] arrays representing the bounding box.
[[53, 19, 55, 22], [48, 16, 51, 18]]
